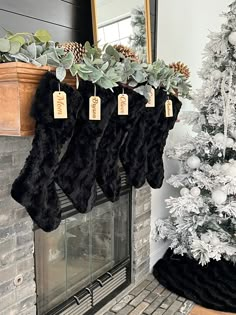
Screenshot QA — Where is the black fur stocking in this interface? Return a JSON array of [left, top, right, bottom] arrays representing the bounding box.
[[96, 87, 147, 202], [11, 72, 82, 232], [55, 81, 116, 213], [146, 93, 182, 188], [119, 88, 167, 188]]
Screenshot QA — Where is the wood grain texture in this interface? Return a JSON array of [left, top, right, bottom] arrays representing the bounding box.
[[0, 62, 76, 136], [190, 306, 236, 315]]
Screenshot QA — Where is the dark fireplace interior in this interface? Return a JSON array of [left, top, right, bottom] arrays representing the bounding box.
[[34, 170, 132, 315]]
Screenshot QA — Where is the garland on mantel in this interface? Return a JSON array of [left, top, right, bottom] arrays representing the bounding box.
[[0, 29, 192, 99]]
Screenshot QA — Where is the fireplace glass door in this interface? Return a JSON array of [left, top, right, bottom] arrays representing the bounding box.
[[35, 192, 130, 315]]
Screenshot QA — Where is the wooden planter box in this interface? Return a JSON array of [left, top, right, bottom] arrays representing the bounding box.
[[0, 62, 76, 136]]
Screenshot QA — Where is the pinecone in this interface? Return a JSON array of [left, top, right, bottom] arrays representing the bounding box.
[[169, 61, 190, 79], [59, 42, 85, 63], [113, 44, 139, 61]]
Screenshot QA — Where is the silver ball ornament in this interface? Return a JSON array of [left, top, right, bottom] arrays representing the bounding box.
[[211, 235, 220, 246], [214, 133, 224, 143], [180, 188, 190, 196], [212, 69, 222, 80], [229, 31, 236, 46], [187, 155, 201, 169], [213, 163, 221, 171], [201, 234, 210, 243], [192, 124, 202, 133], [212, 189, 227, 205], [225, 165, 236, 177], [190, 187, 201, 197], [221, 163, 230, 172]]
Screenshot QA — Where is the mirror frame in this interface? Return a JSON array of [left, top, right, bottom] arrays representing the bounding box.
[[91, 0, 152, 63]]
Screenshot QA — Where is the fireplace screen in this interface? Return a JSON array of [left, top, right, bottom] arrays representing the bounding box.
[[35, 176, 131, 315]]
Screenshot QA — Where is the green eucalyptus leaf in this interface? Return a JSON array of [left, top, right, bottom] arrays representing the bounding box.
[[9, 41, 21, 54], [2, 53, 14, 61], [56, 47, 66, 57], [0, 38, 10, 52], [78, 64, 93, 74], [56, 66, 66, 82], [61, 51, 74, 69], [77, 70, 89, 81], [31, 59, 42, 67], [10, 53, 30, 62], [36, 54, 47, 65], [34, 29, 51, 43], [93, 58, 104, 65], [101, 61, 109, 72], [27, 43, 37, 58], [8, 35, 25, 45], [46, 51, 60, 66], [70, 64, 78, 76], [36, 45, 43, 56]]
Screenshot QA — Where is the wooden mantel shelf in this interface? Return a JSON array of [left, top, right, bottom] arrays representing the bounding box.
[[0, 62, 76, 136]]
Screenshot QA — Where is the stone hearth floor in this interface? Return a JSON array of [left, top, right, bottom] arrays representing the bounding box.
[[103, 274, 194, 315]]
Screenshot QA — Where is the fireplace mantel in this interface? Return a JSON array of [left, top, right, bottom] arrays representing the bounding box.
[[0, 62, 76, 137]]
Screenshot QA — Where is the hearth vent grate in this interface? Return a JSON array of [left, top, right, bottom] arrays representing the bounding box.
[[48, 265, 129, 315], [93, 268, 127, 305], [59, 294, 92, 315]]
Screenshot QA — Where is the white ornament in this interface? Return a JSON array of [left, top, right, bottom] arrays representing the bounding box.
[[213, 163, 221, 171], [205, 148, 210, 154], [229, 31, 236, 46], [221, 163, 230, 172], [190, 187, 201, 197], [187, 155, 201, 169], [225, 166, 236, 177], [201, 234, 210, 243], [218, 152, 223, 157], [192, 124, 202, 133], [214, 133, 224, 143], [212, 69, 222, 80], [226, 137, 234, 147], [211, 235, 220, 246], [180, 188, 190, 196], [212, 190, 227, 205]]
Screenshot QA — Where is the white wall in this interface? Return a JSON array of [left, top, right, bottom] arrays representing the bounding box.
[[150, 0, 232, 269]]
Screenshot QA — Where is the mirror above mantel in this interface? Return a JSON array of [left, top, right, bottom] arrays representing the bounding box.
[[91, 0, 152, 63]]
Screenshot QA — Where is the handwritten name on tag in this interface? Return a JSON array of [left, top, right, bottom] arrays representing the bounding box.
[[89, 96, 101, 120], [146, 88, 155, 107], [53, 91, 67, 119], [118, 94, 129, 115], [165, 99, 173, 117]]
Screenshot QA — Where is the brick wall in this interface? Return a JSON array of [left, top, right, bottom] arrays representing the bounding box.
[[132, 184, 151, 283], [0, 136, 36, 315], [0, 135, 151, 314]]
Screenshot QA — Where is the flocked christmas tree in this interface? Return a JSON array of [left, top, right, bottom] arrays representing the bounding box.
[[154, 1, 236, 266], [129, 6, 146, 62]]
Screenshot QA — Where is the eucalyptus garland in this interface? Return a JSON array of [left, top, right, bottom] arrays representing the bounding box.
[[0, 29, 192, 99]]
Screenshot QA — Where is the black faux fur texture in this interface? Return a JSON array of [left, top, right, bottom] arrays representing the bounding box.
[[96, 87, 147, 202], [146, 93, 182, 188], [119, 88, 167, 188], [153, 248, 236, 312], [11, 72, 82, 232], [55, 80, 116, 213]]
